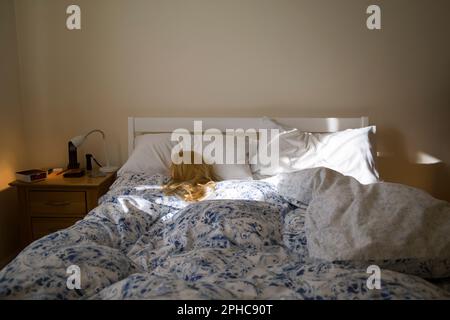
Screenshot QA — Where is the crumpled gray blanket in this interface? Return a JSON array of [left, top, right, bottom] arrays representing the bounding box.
[[270, 167, 450, 278]]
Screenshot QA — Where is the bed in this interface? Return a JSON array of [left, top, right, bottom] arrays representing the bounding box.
[[0, 117, 449, 300]]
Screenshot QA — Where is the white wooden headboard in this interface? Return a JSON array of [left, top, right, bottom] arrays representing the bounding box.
[[128, 117, 369, 157]]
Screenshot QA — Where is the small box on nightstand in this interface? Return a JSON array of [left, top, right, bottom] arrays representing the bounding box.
[[15, 169, 48, 183]]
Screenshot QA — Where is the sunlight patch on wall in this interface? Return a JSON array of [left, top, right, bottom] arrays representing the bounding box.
[[414, 152, 442, 165], [326, 118, 339, 132]]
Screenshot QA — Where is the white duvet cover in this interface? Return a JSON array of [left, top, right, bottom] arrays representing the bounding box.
[[0, 169, 449, 299]]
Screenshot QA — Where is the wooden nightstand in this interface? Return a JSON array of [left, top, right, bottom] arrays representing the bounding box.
[[10, 171, 116, 248]]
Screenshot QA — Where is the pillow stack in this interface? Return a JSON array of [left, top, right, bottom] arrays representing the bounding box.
[[250, 117, 379, 184]]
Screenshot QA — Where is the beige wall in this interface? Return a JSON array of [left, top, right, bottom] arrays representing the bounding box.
[[0, 0, 26, 266], [13, 0, 450, 200]]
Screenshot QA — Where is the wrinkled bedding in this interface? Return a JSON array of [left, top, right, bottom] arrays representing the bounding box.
[[0, 171, 449, 299], [272, 168, 450, 279]]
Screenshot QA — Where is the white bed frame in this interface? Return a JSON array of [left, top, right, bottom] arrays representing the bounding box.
[[128, 116, 369, 157]]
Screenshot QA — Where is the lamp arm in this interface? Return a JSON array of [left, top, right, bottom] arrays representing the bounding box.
[[84, 129, 105, 141], [83, 130, 110, 166]]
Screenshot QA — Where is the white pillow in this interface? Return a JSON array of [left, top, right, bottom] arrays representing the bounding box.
[[251, 118, 379, 184], [118, 133, 175, 177], [119, 133, 253, 181]]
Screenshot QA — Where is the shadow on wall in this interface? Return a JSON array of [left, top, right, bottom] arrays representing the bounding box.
[[377, 128, 450, 202], [0, 186, 21, 268]]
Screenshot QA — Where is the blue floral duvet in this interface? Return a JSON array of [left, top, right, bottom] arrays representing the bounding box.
[[0, 172, 449, 299]]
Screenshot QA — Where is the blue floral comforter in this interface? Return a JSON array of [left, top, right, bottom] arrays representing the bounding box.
[[0, 173, 448, 299]]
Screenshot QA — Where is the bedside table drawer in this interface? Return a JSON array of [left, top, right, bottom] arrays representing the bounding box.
[[29, 191, 87, 216], [32, 217, 82, 240]]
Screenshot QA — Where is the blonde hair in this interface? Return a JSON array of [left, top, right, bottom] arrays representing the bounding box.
[[163, 151, 219, 202]]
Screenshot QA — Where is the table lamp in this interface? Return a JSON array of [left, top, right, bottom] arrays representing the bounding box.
[[67, 129, 118, 173]]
